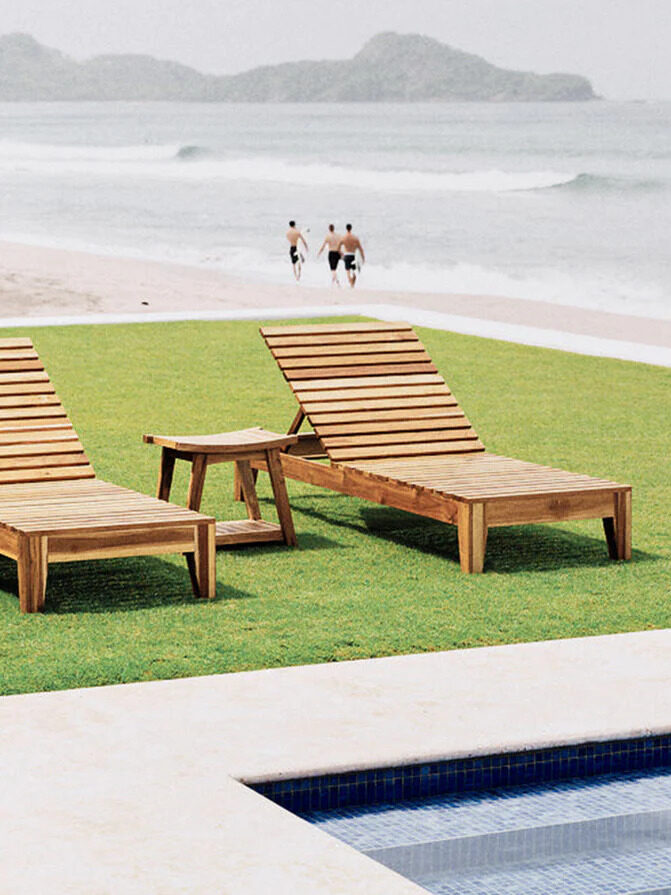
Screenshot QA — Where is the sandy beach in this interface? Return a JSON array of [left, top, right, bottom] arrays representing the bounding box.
[[1, 240, 670, 360]]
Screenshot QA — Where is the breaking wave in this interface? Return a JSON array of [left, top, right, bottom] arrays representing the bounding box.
[[3, 141, 665, 194], [175, 144, 210, 160], [0, 140, 582, 192], [167, 157, 582, 192], [551, 172, 665, 193]]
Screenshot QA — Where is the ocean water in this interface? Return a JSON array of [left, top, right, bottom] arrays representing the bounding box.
[[0, 101, 669, 319]]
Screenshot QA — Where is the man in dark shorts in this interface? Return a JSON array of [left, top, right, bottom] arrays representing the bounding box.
[[339, 223, 366, 288], [286, 220, 308, 281], [317, 223, 343, 286]]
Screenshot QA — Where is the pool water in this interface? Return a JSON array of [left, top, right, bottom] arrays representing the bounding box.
[[302, 768, 671, 894]]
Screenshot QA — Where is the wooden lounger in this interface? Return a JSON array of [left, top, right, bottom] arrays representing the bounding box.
[[259, 322, 632, 572], [0, 338, 216, 613]]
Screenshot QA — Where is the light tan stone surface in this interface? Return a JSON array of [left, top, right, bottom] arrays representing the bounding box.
[[2, 630, 671, 893]]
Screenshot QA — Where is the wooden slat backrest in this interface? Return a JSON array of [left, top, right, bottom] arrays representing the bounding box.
[[260, 322, 485, 462], [0, 338, 95, 484]]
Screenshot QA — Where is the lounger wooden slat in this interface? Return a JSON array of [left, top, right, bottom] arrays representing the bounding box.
[[265, 331, 420, 348], [292, 373, 444, 391], [0, 451, 90, 467], [277, 351, 433, 367], [261, 321, 414, 337], [0, 384, 56, 396], [0, 371, 51, 383], [0, 348, 41, 369], [286, 364, 439, 380], [259, 322, 632, 572], [298, 388, 452, 406], [302, 397, 460, 414], [0, 395, 62, 408], [0, 361, 44, 372], [328, 440, 485, 461], [0, 431, 78, 446], [322, 428, 477, 447], [0, 339, 216, 612], [0, 338, 33, 348], [317, 417, 470, 436], [272, 342, 427, 358], [0, 416, 72, 438], [0, 406, 68, 420], [0, 465, 96, 484], [309, 408, 466, 425]]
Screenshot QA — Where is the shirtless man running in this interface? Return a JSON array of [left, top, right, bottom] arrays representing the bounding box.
[[317, 224, 343, 286], [339, 223, 366, 288], [286, 220, 308, 282]]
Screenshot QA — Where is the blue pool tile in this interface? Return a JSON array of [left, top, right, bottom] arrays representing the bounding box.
[[253, 734, 671, 814]]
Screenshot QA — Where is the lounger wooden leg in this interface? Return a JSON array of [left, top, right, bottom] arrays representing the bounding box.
[[157, 447, 176, 501], [602, 517, 618, 560], [457, 502, 487, 573], [186, 454, 208, 512], [187, 521, 216, 599], [604, 491, 632, 561], [615, 491, 632, 560], [17, 534, 48, 613], [266, 448, 297, 547], [236, 460, 262, 520]]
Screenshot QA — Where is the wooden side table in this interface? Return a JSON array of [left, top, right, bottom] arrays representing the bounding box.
[[143, 427, 298, 548]]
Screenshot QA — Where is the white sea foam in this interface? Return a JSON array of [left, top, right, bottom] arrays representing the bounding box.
[[357, 260, 671, 319], [206, 249, 671, 320], [0, 141, 182, 162], [180, 158, 579, 193], [0, 141, 578, 193]]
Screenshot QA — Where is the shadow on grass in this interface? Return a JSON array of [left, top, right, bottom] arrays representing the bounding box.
[[285, 494, 655, 574], [0, 555, 254, 615]]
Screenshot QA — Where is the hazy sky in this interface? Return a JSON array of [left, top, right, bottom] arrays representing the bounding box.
[[1, 0, 670, 99]]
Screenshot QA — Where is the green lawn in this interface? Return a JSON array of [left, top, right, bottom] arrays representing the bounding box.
[[0, 318, 669, 696]]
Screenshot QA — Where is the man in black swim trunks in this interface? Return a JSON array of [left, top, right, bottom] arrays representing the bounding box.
[[317, 223, 343, 286], [339, 223, 366, 288], [286, 220, 308, 282]]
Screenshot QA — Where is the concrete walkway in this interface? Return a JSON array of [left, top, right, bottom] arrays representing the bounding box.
[[2, 301, 670, 366], [2, 629, 671, 893]]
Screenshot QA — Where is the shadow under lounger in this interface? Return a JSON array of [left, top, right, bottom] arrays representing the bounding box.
[[259, 321, 632, 573], [0, 338, 216, 613]]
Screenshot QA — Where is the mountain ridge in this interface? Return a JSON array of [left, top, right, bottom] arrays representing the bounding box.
[[0, 31, 597, 102]]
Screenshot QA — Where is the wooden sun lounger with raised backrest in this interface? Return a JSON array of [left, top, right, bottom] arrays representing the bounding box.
[[0, 338, 216, 613], [258, 322, 632, 572]]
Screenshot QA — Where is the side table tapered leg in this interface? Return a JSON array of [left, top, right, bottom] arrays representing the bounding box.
[[266, 449, 297, 546], [157, 447, 176, 501], [186, 454, 208, 512], [236, 460, 262, 520]]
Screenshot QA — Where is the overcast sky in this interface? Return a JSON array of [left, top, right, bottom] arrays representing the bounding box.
[[1, 0, 670, 100]]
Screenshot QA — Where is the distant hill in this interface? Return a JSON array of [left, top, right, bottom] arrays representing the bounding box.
[[0, 31, 597, 102]]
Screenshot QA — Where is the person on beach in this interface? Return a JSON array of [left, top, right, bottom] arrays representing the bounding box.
[[339, 223, 366, 288], [317, 224, 343, 286], [286, 220, 308, 282]]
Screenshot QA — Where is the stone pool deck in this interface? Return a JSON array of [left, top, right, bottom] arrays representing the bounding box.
[[2, 628, 671, 893]]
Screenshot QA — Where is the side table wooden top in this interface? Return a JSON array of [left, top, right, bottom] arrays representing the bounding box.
[[143, 427, 298, 455]]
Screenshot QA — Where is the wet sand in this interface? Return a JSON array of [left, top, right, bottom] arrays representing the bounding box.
[[1, 240, 670, 352]]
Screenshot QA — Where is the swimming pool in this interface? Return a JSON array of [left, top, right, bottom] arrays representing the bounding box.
[[251, 737, 671, 894], [302, 768, 671, 894]]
